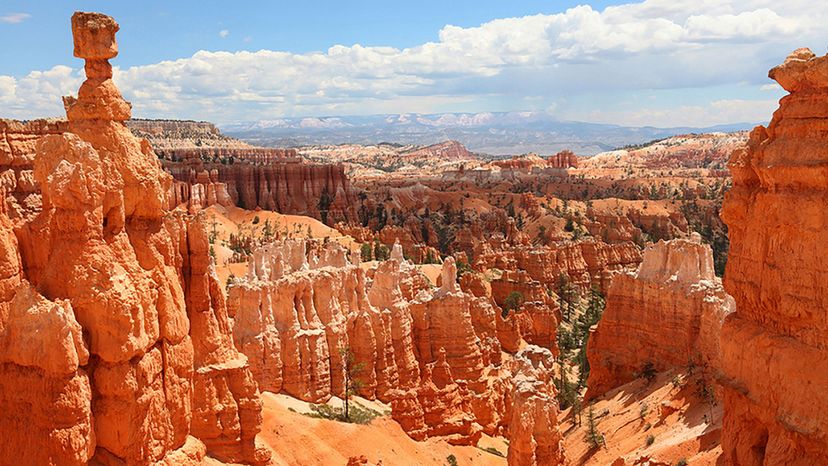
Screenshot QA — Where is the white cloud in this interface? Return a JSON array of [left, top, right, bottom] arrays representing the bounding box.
[[219, 29, 229, 38], [0, 0, 825, 126], [0, 13, 30, 24], [567, 98, 779, 127]]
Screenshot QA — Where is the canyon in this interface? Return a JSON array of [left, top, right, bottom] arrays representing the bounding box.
[[1, 9, 826, 466]]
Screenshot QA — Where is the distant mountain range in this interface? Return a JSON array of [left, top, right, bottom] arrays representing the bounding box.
[[222, 111, 756, 156]]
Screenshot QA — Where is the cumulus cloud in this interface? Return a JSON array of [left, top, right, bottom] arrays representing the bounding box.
[[0, 0, 823, 125], [219, 29, 229, 38], [0, 13, 30, 24]]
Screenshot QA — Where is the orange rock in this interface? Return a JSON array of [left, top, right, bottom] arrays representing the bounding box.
[[506, 346, 565, 466], [0, 12, 268, 464], [585, 235, 733, 400], [719, 48, 828, 465]]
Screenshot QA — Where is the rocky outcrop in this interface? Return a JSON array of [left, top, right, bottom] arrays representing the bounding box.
[[0, 12, 268, 465], [0, 119, 67, 219], [163, 157, 356, 222], [401, 140, 476, 162], [476, 238, 642, 293], [506, 346, 565, 466], [585, 235, 733, 400], [131, 118, 358, 222], [547, 149, 578, 169], [719, 48, 828, 465]]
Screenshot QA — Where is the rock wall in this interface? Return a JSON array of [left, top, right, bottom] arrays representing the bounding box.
[[0, 12, 268, 465], [162, 159, 356, 222], [585, 235, 733, 400], [476, 237, 642, 293], [719, 48, 828, 465]]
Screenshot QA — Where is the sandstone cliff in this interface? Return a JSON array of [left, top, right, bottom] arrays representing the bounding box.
[[130, 118, 358, 222], [719, 48, 828, 465], [0, 12, 269, 465], [585, 234, 733, 400]]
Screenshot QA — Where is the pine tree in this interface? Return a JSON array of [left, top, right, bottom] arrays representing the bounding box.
[[585, 404, 605, 449], [339, 346, 365, 422]]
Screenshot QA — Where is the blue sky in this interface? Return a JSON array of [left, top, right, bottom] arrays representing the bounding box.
[[1, 1, 626, 74], [0, 1, 821, 126]]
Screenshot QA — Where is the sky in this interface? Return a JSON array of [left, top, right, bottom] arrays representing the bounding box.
[[0, 0, 823, 127]]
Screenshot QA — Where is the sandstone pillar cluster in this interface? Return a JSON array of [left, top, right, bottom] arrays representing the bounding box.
[[229, 238, 566, 452]]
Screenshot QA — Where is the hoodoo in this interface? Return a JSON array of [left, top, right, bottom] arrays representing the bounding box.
[[0, 12, 269, 465], [719, 48, 828, 465]]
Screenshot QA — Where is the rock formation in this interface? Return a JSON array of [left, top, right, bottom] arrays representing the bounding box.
[[719, 48, 828, 465], [476, 236, 642, 293], [0, 119, 68, 219], [130, 118, 357, 222], [547, 149, 579, 169], [585, 234, 733, 400], [506, 346, 565, 466], [0, 12, 269, 465], [229, 238, 567, 448]]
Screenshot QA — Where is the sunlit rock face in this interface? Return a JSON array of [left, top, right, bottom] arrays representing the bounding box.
[[0, 12, 269, 465], [230, 240, 566, 448], [506, 346, 565, 466], [585, 235, 733, 400], [719, 48, 828, 466]]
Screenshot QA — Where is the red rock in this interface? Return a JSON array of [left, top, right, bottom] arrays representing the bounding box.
[[506, 346, 565, 466], [719, 48, 828, 465], [0, 12, 269, 464], [585, 235, 733, 400]]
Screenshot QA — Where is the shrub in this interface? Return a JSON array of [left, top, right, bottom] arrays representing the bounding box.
[[639, 401, 649, 420], [304, 401, 380, 425], [676, 459, 688, 466], [481, 447, 504, 457], [252, 215, 260, 224], [671, 374, 683, 389], [360, 242, 373, 262], [646, 434, 655, 446], [641, 361, 657, 383], [446, 454, 458, 466], [502, 291, 524, 318]]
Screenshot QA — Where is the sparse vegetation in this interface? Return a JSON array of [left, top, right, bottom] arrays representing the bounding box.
[[502, 291, 524, 318], [481, 446, 505, 457], [304, 401, 381, 425], [340, 346, 365, 422], [640, 361, 657, 383], [360, 242, 373, 261], [585, 404, 606, 450]]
